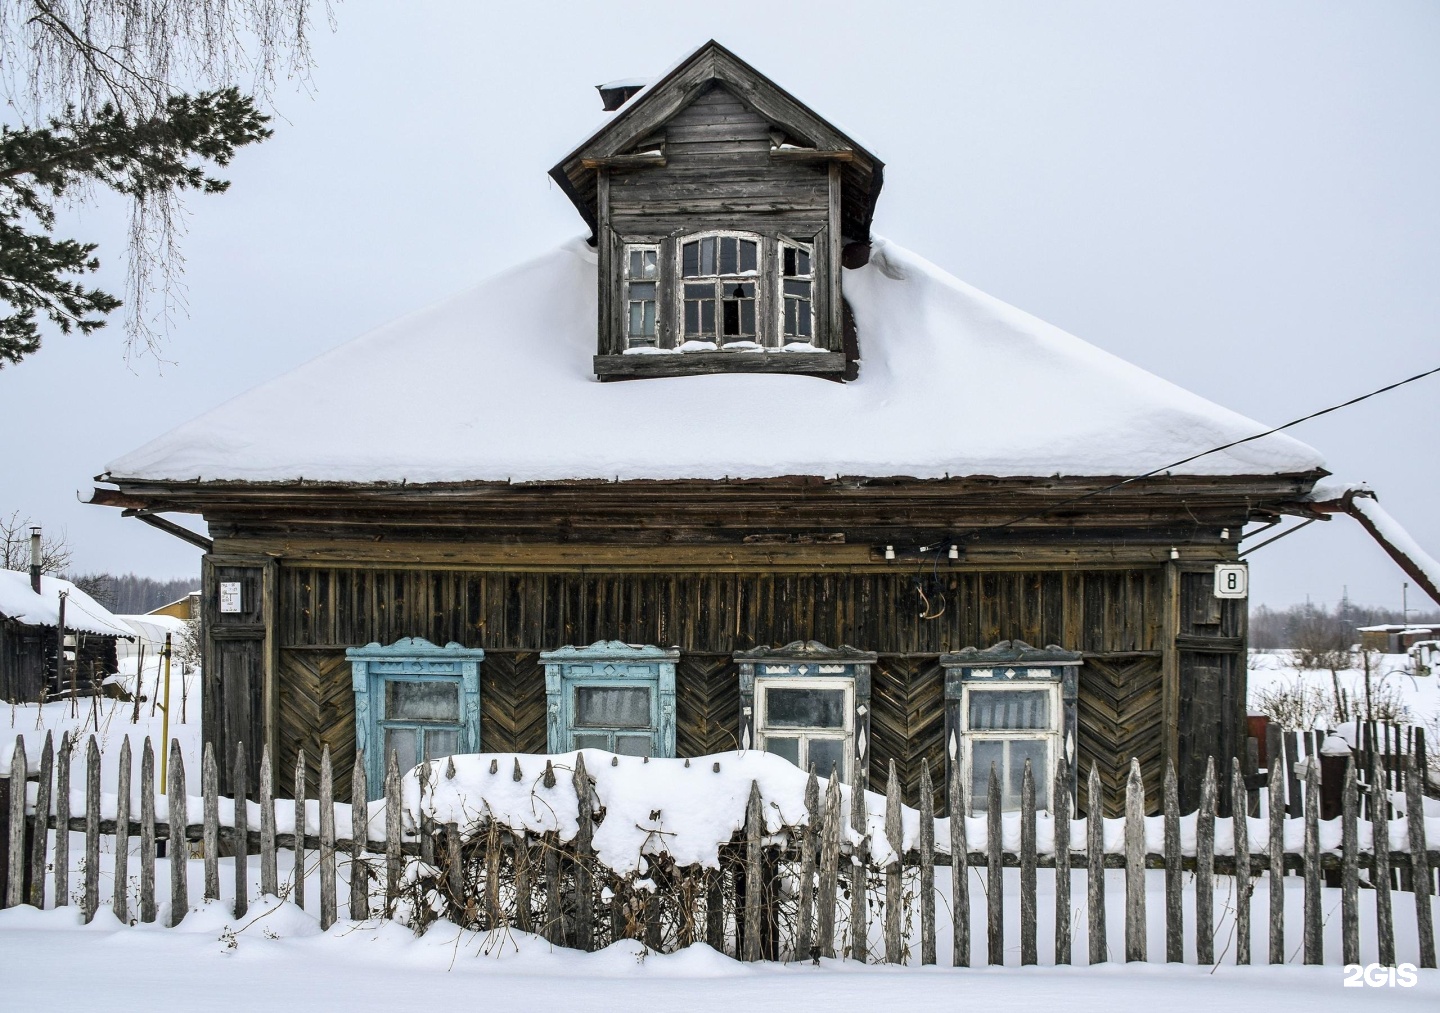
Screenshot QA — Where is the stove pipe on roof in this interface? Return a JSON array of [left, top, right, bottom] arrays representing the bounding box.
[[29, 526, 41, 593], [596, 80, 646, 112]]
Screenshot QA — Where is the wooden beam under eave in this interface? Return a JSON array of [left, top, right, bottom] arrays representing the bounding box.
[[581, 153, 666, 170], [770, 148, 856, 163]]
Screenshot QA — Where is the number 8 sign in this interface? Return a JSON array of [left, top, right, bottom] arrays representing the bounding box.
[[1213, 563, 1248, 599]]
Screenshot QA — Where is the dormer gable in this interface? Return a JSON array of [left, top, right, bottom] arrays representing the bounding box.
[[550, 41, 884, 382]]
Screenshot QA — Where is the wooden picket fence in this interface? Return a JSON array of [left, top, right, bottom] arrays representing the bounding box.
[[2, 730, 1437, 970]]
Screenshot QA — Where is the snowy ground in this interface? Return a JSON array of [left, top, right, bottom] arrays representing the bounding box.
[[1246, 649, 1439, 744]]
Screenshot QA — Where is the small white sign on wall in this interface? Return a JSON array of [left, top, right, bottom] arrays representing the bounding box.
[[1213, 563, 1249, 599], [219, 581, 243, 613]]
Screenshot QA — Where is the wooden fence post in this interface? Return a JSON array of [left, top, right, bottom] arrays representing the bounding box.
[[1303, 758, 1322, 964], [54, 733, 70, 908], [139, 738, 155, 923], [83, 736, 99, 923], [259, 745, 277, 898], [385, 750, 402, 918], [318, 747, 336, 930], [797, 766, 818, 959], [1267, 763, 1284, 964], [202, 743, 219, 902], [28, 731, 53, 909], [1124, 757, 1145, 963], [113, 736, 131, 922], [168, 740, 188, 926], [1196, 757, 1216, 965], [884, 761, 903, 964], [5, 736, 25, 909], [1021, 759, 1037, 966], [919, 759, 936, 967], [1404, 756, 1435, 968], [572, 752, 593, 952], [1053, 760, 1071, 966], [293, 749, 307, 911], [850, 774, 868, 963], [986, 763, 1003, 965], [1341, 759, 1360, 967], [234, 741, 249, 919], [514, 829, 533, 934], [1086, 763, 1105, 965], [950, 759, 970, 968], [1230, 756, 1250, 965], [818, 770, 840, 959], [1163, 760, 1182, 962], [544, 830, 562, 946], [1372, 754, 1395, 968], [349, 750, 367, 921], [743, 780, 763, 962]]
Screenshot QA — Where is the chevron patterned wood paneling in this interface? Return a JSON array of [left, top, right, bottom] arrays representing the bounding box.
[[675, 654, 740, 757], [480, 652, 547, 753], [276, 649, 356, 800], [1076, 655, 1164, 816], [868, 656, 945, 808]]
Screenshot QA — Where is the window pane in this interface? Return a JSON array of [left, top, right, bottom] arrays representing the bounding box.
[[764, 687, 845, 729], [808, 738, 846, 779], [384, 727, 418, 776], [970, 739, 1003, 813], [969, 690, 1050, 730], [574, 686, 651, 728], [641, 250, 657, 278], [797, 249, 811, 275], [1011, 739, 1051, 810], [700, 237, 716, 275], [682, 242, 698, 277], [798, 300, 812, 338], [764, 736, 800, 766], [783, 247, 796, 277], [629, 302, 644, 337], [629, 250, 642, 278], [574, 732, 609, 751], [424, 728, 459, 765], [719, 237, 738, 275], [785, 299, 797, 335], [642, 301, 656, 337], [386, 680, 459, 723], [629, 282, 655, 300], [615, 734, 653, 758], [784, 279, 811, 297], [701, 299, 715, 334], [722, 300, 739, 336], [684, 301, 699, 334], [739, 240, 757, 273], [740, 300, 755, 336]]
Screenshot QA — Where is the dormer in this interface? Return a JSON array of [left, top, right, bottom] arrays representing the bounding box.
[[550, 41, 884, 382]]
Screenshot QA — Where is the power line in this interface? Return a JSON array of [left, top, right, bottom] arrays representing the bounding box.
[[973, 362, 1440, 537]]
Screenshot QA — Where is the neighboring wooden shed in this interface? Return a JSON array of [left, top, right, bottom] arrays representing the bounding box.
[[0, 570, 130, 702], [94, 40, 1435, 818]]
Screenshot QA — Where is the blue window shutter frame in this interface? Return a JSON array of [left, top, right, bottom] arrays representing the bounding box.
[[346, 637, 485, 798], [539, 641, 679, 757]]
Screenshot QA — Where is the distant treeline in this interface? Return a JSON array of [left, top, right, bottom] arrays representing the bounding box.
[[1250, 598, 1440, 651], [65, 572, 198, 614]]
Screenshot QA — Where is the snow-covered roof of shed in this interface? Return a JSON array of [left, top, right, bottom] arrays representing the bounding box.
[[103, 238, 1324, 486], [0, 571, 134, 637]]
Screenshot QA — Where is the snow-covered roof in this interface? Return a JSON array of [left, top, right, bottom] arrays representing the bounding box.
[[103, 238, 1325, 486], [0, 570, 134, 637]]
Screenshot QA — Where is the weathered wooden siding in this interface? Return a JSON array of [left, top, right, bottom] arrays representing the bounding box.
[[1175, 570, 1248, 813], [276, 649, 355, 798], [868, 656, 945, 804], [1076, 655, 1164, 816], [277, 567, 1162, 657]]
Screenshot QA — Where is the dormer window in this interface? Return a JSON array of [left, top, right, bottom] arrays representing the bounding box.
[[681, 232, 759, 345], [625, 245, 659, 347]]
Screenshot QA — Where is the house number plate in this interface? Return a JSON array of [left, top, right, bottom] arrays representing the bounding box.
[[219, 581, 243, 613], [1213, 563, 1248, 599]]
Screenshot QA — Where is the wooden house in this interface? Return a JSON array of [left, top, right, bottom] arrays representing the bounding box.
[[0, 570, 130, 703], [89, 42, 1438, 813]]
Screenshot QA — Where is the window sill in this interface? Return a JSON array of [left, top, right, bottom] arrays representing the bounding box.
[[594, 350, 846, 381]]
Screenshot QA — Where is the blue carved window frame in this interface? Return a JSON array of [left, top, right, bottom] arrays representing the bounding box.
[[735, 641, 876, 786], [347, 637, 483, 798], [540, 641, 678, 757]]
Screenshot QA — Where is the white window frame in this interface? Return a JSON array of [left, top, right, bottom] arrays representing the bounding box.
[[960, 682, 1061, 812], [623, 244, 660, 348], [676, 230, 762, 346], [753, 675, 854, 781], [778, 238, 815, 344]]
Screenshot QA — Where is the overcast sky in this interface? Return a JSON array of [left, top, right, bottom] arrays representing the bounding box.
[[1, 1, 1436, 611]]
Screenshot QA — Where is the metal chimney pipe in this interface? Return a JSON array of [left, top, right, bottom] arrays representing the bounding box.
[[29, 525, 42, 593]]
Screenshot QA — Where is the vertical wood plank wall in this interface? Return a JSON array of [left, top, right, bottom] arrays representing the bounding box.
[[209, 563, 1231, 810]]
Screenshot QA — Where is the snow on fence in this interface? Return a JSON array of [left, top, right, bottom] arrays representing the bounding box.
[[1, 732, 1437, 970]]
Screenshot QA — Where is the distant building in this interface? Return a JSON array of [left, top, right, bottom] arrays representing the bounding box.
[[0, 570, 133, 703], [1357, 623, 1440, 654], [147, 591, 201, 621]]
